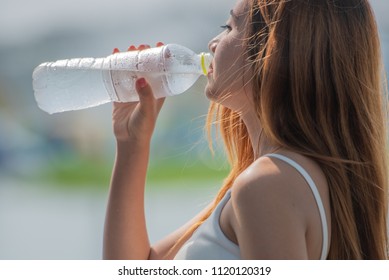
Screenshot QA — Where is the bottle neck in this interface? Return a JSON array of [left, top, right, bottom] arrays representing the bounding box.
[[199, 52, 213, 75], [200, 53, 208, 75]]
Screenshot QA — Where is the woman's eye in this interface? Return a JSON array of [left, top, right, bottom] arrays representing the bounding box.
[[220, 24, 232, 32]]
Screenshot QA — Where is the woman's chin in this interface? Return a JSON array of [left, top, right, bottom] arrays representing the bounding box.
[[205, 82, 218, 101], [204, 86, 215, 101]]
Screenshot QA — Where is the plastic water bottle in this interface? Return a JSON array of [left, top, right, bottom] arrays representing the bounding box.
[[32, 44, 212, 114]]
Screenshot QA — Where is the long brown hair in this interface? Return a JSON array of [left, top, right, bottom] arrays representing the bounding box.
[[173, 0, 389, 259]]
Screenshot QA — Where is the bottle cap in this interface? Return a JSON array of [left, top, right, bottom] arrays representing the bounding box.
[[200, 52, 213, 75]]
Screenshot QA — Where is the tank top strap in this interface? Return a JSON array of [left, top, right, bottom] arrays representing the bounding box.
[[264, 153, 329, 260]]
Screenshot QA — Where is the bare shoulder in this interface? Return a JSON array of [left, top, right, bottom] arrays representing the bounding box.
[[232, 154, 303, 202], [229, 152, 330, 259], [231, 155, 309, 222], [232, 155, 284, 193], [231, 151, 329, 216]]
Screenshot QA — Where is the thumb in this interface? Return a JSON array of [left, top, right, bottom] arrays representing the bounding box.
[[135, 77, 164, 114], [136, 77, 154, 102]]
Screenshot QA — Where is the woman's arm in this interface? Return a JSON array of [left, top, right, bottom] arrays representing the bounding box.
[[104, 127, 213, 259], [103, 139, 152, 259], [103, 74, 164, 259]]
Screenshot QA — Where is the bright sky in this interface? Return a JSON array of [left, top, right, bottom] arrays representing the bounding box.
[[0, 0, 235, 47], [1, 0, 388, 46]]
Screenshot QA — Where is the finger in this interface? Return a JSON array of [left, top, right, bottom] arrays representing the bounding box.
[[138, 44, 150, 51], [156, 42, 164, 47], [135, 78, 153, 101], [135, 78, 160, 113]]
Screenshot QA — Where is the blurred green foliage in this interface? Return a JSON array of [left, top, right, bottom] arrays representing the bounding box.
[[33, 155, 229, 191]]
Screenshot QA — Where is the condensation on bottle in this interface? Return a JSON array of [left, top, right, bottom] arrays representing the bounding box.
[[32, 44, 212, 114]]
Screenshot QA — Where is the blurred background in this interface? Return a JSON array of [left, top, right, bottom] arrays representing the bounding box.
[[0, 0, 388, 259]]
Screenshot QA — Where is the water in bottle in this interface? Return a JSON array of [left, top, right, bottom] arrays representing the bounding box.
[[32, 44, 213, 114]]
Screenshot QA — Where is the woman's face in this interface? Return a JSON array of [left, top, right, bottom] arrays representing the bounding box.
[[206, 0, 254, 112]]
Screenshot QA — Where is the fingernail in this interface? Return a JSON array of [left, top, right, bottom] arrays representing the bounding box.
[[128, 45, 136, 51], [137, 78, 147, 88], [156, 42, 164, 47], [113, 48, 120, 54], [138, 44, 146, 49]]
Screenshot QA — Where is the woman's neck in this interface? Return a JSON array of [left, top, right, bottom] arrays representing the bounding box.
[[240, 109, 279, 159]]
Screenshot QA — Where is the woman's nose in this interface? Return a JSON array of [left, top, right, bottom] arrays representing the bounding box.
[[208, 38, 217, 54]]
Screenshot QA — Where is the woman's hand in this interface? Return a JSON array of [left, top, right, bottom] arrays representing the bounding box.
[[111, 43, 165, 144]]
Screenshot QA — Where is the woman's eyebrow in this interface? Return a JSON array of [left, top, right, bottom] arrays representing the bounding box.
[[230, 9, 243, 21], [230, 9, 237, 19]]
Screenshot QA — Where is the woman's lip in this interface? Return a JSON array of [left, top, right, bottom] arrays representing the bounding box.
[[207, 64, 214, 74]]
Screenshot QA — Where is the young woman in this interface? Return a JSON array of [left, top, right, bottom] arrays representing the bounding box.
[[103, 0, 389, 259]]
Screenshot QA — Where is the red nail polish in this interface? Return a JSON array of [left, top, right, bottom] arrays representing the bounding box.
[[113, 48, 120, 54], [137, 78, 147, 88]]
